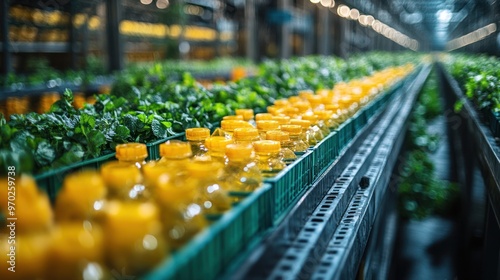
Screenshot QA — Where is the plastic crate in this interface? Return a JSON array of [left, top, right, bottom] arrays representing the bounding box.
[[144, 183, 272, 280], [146, 133, 185, 161], [34, 153, 116, 202], [310, 131, 340, 179], [264, 150, 314, 225]]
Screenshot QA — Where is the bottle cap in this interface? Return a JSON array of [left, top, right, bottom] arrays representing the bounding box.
[[221, 120, 251, 131], [185, 128, 210, 141], [280, 124, 302, 136], [273, 99, 289, 107], [272, 116, 290, 125], [314, 110, 334, 121], [256, 120, 280, 131], [235, 109, 254, 121], [115, 143, 148, 162], [253, 140, 281, 153], [295, 102, 311, 113], [255, 113, 273, 121], [301, 114, 319, 124], [306, 95, 323, 105], [265, 130, 290, 142], [205, 136, 233, 152], [159, 140, 192, 159], [298, 90, 314, 100], [290, 119, 312, 129], [233, 128, 259, 141], [225, 143, 254, 161]]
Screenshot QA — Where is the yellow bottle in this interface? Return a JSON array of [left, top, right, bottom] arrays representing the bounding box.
[[314, 110, 339, 130], [265, 130, 297, 163], [222, 115, 244, 121], [45, 222, 109, 280], [55, 170, 107, 222], [185, 128, 210, 160], [222, 143, 262, 194], [253, 140, 286, 177], [143, 140, 192, 186], [233, 127, 260, 145], [290, 119, 321, 146], [280, 124, 309, 153], [205, 136, 233, 164], [100, 162, 147, 201], [220, 120, 252, 139], [272, 115, 291, 126], [256, 120, 280, 140], [146, 164, 207, 249], [302, 113, 330, 137], [103, 201, 167, 275], [185, 161, 232, 216]]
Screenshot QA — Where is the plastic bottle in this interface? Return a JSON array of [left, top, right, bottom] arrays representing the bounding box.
[[290, 119, 322, 146], [45, 222, 110, 280], [221, 143, 262, 200], [185, 128, 210, 160], [280, 124, 309, 153], [143, 140, 192, 186], [265, 130, 297, 163], [256, 120, 280, 140], [253, 140, 286, 177], [235, 108, 256, 126], [222, 115, 244, 121], [302, 113, 330, 137], [233, 127, 260, 145], [55, 170, 107, 222], [100, 162, 148, 201], [314, 110, 339, 130], [103, 201, 167, 275], [185, 161, 232, 216], [272, 115, 291, 126], [205, 136, 233, 164], [145, 164, 207, 249]]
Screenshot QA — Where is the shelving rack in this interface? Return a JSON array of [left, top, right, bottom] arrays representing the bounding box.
[[439, 65, 500, 280]]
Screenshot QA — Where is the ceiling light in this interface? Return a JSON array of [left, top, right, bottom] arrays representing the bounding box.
[[436, 9, 452, 23], [365, 15, 374, 26], [349, 9, 360, 20], [310, 0, 320, 3], [140, 0, 153, 4], [156, 0, 169, 9], [337, 5, 350, 18], [320, 0, 332, 7], [358, 15, 368, 26]]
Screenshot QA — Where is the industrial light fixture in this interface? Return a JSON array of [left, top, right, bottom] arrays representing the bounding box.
[[447, 23, 497, 51], [156, 0, 169, 9], [140, 0, 153, 4], [436, 9, 452, 23]]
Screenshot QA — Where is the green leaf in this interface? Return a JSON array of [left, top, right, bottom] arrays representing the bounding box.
[[454, 100, 464, 113], [151, 119, 168, 139], [87, 130, 106, 157], [114, 125, 130, 140], [35, 141, 56, 166]]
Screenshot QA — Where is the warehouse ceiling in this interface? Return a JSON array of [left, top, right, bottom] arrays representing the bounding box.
[[344, 0, 498, 50]]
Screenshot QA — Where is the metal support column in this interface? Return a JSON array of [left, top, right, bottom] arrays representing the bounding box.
[[245, 0, 257, 61], [318, 6, 329, 55], [106, 0, 123, 72], [279, 0, 291, 59], [68, 1, 78, 69], [1, 0, 11, 76]]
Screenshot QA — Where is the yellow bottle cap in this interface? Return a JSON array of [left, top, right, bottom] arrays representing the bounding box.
[[272, 116, 290, 125], [298, 90, 314, 100], [222, 115, 244, 121], [265, 130, 290, 142], [295, 102, 311, 113], [301, 114, 319, 124], [280, 125, 302, 136], [225, 143, 254, 161], [115, 143, 148, 162], [306, 95, 323, 105], [290, 119, 311, 129], [316, 89, 331, 96], [235, 109, 254, 121], [274, 99, 289, 107], [255, 113, 273, 121], [100, 162, 142, 190], [253, 140, 281, 153], [233, 127, 259, 141], [282, 107, 299, 117], [325, 104, 340, 111], [256, 120, 280, 131], [186, 161, 222, 177], [159, 140, 192, 159], [221, 120, 251, 131], [266, 106, 280, 115], [314, 110, 334, 120], [288, 96, 301, 104], [205, 136, 233, 152], [185, 128, 210, 141]]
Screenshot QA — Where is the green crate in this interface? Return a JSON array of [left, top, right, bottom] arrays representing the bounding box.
[[264, 151, 314, 225], [144, 183, 272, 280], [146, 133, 185, 161], [34, 153, 116, 202], [310, 131, 340, 179]]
